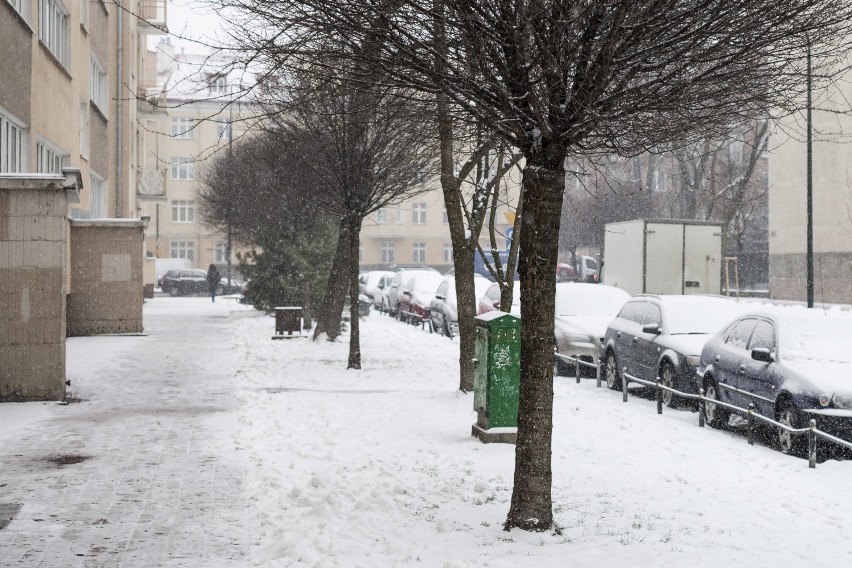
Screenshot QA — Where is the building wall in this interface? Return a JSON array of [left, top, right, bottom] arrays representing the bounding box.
[[67, 222, 144, 336], [768, 55, 852, 303], [0, 1, 32, 125], [0, 186, 70, 402]]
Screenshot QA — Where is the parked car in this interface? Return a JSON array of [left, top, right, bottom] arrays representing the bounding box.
[[360, 270, 395, 310], [160, 269, 209, 296], [556, 263, 576, 282], [218, 277, 243, 295], [553, 283, 630, 376], [386, 268, 439, 316], [477, 281, 521, 315], [603, 295, 744, 407], [398, 271, 446, 324], [429, 275, 492, 337], [697, 307, 852, 455]]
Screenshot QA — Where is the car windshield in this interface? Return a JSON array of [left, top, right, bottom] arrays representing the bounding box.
[[663, 297, 743, 334], [779, 311, 852, 364], [554, 284, 628, 316]]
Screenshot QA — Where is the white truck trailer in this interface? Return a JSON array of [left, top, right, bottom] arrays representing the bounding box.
[[602, 219, 722, 296]]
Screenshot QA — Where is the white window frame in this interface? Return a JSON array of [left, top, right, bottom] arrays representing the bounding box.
[[171, 200, 195, 223], [172, 117, 196, 139], [412, 203, 426, 224], [216, 120, 231, 141], [0, 108, 27, 173], [412, 242, 426, 263], [39, 0, 70, 68], [170, 240, 195, 262], [376, 208, 388, 224], [8, 0, 31, 22], [442, 209, 449, 224], [170, 157, 196, 180], [90, 54, 107, 112], [214, 241, 227, 263], [209, 75, 227, 95], [89, 171, 106, 218], [36, 138, 67, 174], [396, 205, 404, 224], [443, 243, 453, 263], [380, 241, 395, 263]]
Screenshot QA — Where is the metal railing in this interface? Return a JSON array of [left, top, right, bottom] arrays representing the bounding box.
[[555, 350, 852, 468]]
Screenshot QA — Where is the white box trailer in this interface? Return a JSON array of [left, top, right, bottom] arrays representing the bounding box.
[[602, 219, 722, 296]]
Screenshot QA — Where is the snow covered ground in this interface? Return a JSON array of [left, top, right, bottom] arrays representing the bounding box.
[[1, 296, 851, 567]]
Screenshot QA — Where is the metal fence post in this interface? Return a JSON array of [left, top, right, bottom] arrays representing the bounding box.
[[747, 403, 755, 446], [595, 358, 602, 388], [656, 379, 663, 414], [622, 367, 628, 403], [575, 359, 581, 384], [698, 388, 706, 428], [809, 419, 817, 469]]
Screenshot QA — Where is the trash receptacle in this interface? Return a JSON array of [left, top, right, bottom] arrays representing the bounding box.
[[273, 306, 303, 339], [472, 311, 520, 444]]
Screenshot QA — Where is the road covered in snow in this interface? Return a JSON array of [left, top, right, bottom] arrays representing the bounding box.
[[1, 296, 850, 567]]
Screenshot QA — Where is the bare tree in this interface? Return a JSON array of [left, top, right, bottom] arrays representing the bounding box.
[[210, 0, 852, 531]]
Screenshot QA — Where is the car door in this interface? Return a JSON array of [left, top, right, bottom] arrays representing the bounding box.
[[714, 318, 758, 407], [739, 318, 778, 416], [610, 301, 644, 378], [432, 281, 448, 326], [632, 301, 663, 382]]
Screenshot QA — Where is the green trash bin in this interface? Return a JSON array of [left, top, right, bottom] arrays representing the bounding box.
[[472, 311, 520, 444]]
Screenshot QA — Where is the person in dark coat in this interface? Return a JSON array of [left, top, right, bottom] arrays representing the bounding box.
[[206, 264, 221, 302]]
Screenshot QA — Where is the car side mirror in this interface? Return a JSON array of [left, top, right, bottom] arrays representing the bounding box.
[[435, 294, 444, 301], [642, 323, 662, 335], [403, 290, 411, 296], [751, 347, 774, 363]]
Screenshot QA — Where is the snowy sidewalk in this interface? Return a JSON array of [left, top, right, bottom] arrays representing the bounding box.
[[0, 297, 259, 567]]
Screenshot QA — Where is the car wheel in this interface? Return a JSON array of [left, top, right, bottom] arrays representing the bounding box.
[[604, 350, 621, 390], [703, 376, 729, 429], [659, 361, 678, 408], [443, 316, 453, 339], [168, 285, 179, 297], [776, 399, 806, 456]]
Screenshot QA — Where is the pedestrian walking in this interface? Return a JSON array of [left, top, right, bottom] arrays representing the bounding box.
[[206, 264, 221, 302]]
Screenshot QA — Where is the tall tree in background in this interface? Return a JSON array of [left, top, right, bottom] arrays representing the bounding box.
[[211, 0, 852, 531]]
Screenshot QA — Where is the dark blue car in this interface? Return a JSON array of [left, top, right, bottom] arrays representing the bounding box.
[[697, 307, 852, 455]]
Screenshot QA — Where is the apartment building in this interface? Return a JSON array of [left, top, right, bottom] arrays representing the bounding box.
[[360, 169, 522, 273], [136, 39, 256, 274]]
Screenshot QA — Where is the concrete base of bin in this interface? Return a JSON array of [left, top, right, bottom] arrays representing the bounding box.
[[471, 424, 517, 444]]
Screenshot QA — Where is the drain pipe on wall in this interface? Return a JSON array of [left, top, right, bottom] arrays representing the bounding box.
[[114, 0, 124, 217]]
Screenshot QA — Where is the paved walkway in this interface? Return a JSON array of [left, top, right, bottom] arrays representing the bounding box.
[[0, 299, 258, 567]]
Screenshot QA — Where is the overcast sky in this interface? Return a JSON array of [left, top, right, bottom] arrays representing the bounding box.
[[151, 0, 228, 53]]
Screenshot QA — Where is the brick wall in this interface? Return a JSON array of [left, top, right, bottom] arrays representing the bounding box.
[[0, 189, 70, 402], [67, 221, 145, 336]]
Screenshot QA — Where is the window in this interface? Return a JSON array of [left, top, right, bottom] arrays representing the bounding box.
[[171, 200, 195, 223], [209, 75, 227, 95], [442, 209, 449, 224], [216, 120, 231, 141], [89, 172, 106, 218], [412, 203, 426, 224], [170, 240, 195, 262], [618, 302, 642, 324], [636, 303, 661, 327], [443, 243, 453, 263], [36, 140, 67, 173], [380, 241, 394, 263], [171, 158, 195, 180], [90, 55, 107, 111], [749, 320, 775, 352], [215, 241, 228, 263], [728, 138, 744, 165], [0, 110, 26, 173], [396, 205, 404, 224], [652, 169, 668, 192], [172, 117, 196, 139], [40, 0, 69, 68], [412, 242, 426, 263], [376, 208, 388, 224], [725, 319, 757, 350], [8, 0, 30, 21], [79, 101, 89, 159]]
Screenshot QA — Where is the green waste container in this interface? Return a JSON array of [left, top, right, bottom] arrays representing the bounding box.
[[472, 311, 520, 442]]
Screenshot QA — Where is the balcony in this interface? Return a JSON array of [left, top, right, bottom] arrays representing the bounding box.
[[138, 0, 168, 34], [137, 170, 165, 199]]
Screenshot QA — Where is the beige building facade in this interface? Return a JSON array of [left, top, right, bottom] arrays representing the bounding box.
[[136, 39, 255, 278], [769, 62, 852, 304]]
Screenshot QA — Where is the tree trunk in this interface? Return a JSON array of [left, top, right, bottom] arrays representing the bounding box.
[[505, 143, 565, 532], [347, 216, 363, 369], [313, 222, 351, 342]]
